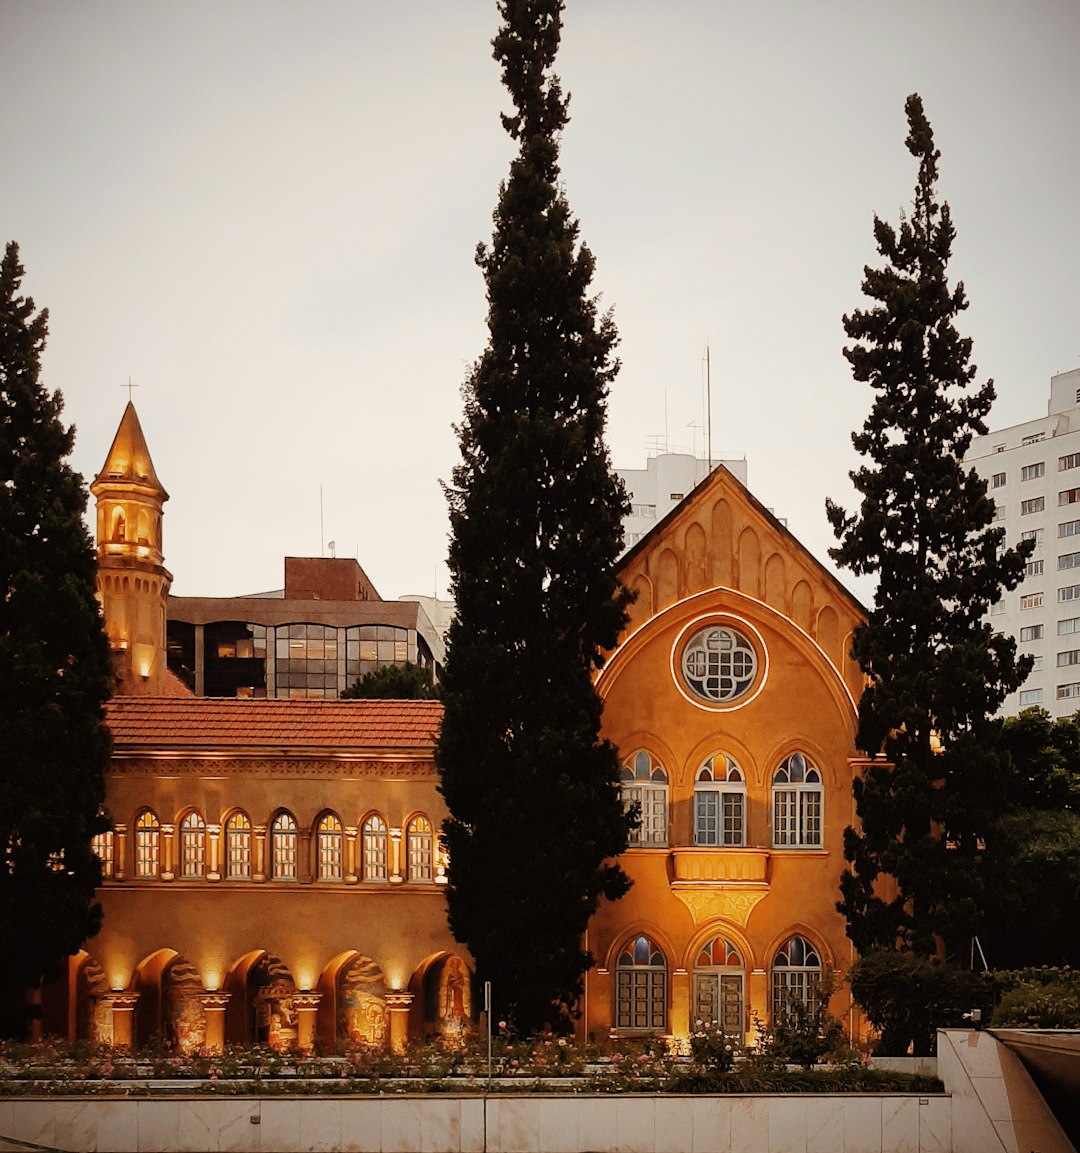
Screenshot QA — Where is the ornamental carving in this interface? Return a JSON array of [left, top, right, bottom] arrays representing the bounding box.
[[109, 758, 436, 778], [670, 885, 769, 927]]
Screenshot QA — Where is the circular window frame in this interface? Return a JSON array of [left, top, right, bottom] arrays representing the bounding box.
[[671, 615, 768, 711]]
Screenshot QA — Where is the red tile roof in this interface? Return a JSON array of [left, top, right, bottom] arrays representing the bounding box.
[[105, 697, 442, 752]]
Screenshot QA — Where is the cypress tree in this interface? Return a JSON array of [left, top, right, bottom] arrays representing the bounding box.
[[0, 242, 113, 1037], [826, 96, 1033, 959], [436, 0, 634, 1033]]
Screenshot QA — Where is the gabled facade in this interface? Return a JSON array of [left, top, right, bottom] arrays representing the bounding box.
[[587, 465, 867, 1043]]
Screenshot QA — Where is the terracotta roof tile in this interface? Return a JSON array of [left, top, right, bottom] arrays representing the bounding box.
[[105, 697, 442, 752]]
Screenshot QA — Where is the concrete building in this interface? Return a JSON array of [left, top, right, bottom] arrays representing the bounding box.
[[964, 367, 1080, 717], [616, 453, 748, 549]]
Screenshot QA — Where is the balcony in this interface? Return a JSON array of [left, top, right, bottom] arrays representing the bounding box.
[[670, 847, 770, 926]]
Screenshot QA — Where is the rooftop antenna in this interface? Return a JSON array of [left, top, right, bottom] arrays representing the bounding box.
[[664, 388, 669, 453], [320, 485, 325, 557], [702, 345, 713, 471]]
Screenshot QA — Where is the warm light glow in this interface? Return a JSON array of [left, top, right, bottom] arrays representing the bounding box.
[[294, 967, 316, 992], [203, 969, 221, 992], [384, 963, 406, 991]]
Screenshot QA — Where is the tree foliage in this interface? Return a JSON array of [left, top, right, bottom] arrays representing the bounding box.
[[342, 660, 440, 700], [435, 0, 634, 1033], [826, 96, 1033, 959], [0, 242, 113, 1037]]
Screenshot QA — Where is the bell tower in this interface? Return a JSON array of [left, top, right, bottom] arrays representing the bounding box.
[[90, 402, 172, 695]]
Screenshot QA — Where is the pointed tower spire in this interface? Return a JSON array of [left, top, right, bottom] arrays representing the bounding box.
[[90, 401, 173, 694]]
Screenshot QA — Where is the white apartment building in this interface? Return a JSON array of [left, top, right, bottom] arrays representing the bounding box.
[[965, 367, 1080, 718], [617, 452, 748, 549]]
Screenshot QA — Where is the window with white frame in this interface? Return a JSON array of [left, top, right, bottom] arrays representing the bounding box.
[[361, 814, 388, 881], [621, 750, 668, 847], [993, 502, 1005, 522], [1058, 650, 1080, 667], [1030, 655, 1045, 673], [1020, 689, 1044, 706], [1059, 618, 1080, 637], [1061, 520, 1080, 539], [91, 831, 114, 879], [681, 625, 758, 703], [1061, 453, 1080, 472], [1020, 625, 1044, 642], [1021, 498, 1045, 515], [694, 754, 745, 846], [1020, 593, 1044, 610], [316, 812, 343, 880], [1061, 489, 1080, 507], [225, 811, 251, 879], [134, 810, 160, 879], [1057, 683, 1080, 701], [1026, 559, 1045, 577], [991, 472, 1006, 488], [772, 936, 822, 1027], [179, 811, 205, 878], [407, 815, 433, 882], [693, 937, 744, 1037], [1022, 528, 1046, 545], [1060, 553, 1080, 570], [616, 935, 667, 1031], [772, 752, 823, 848], [271, 812, 298, 880], [1060, 586, 1080, 603], [1022, 462, 1046, 481]]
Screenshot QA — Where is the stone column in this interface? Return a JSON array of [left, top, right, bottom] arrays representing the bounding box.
[[298, 827, 313, 883], [160, 823, 175, 882], [671, 967, 691, 1043], [386, 993, 414, 1054], [206, 824, 222, 882], [253, 824, 268, 883], [199, 992, 231, 1053], [344, 826, 359, 885], [389, 827, 404, 884], [105, 992, 140, 1049], [293, 993, 322, 1052], [113, 823, 128, 882]]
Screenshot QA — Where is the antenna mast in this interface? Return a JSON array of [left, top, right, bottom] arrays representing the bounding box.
[[704, 345, 713, 471]]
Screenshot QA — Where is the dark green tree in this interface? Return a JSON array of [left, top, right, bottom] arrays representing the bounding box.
[[342, 660, 440, 699], [826, 96, 1033, 960], [0, 242, 113, 1037], [435, 0, 634, 1033]]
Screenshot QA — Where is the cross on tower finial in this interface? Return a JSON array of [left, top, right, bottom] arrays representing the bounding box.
[[122, 377, 139, 402]]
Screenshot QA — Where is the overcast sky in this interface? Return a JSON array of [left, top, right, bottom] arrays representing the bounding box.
[[4, 0, 1077, 603]]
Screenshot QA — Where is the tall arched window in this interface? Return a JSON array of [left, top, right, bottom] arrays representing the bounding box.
[[271, 812, 298, 880], [179, 811, 206, 878], [621, 751, 669, 847], [772, 753, 823, 847], [361, 814, 388, 881], [693, 936, 745, 1037], [615, 935, 667, 1031], [694, 754, 745, 846], [317, 813, 343, 881], [225, 811, 251, 880], [406, 815, 433, 882], [772, 935, 822, 1026], [91, 831, 115, 879], [134, 810, 160, 879]]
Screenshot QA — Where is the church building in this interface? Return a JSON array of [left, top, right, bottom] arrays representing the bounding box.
[[46, 403, 867, 1052]]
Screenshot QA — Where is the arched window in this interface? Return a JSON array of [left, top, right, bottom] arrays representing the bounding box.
[[179, 811, 206, 878], [271, 812, 298, 880], [225, 811, 251, 880], [772, 935, 822, 1026], [772, 753, 823, 848], [694, 754, 745, 846], [693, 936, 745, 1037], [616, 935, 667, 1031], [406, 815, 433, 882], [361, 814, 388, 881], [621, 751, 669, 847], [134, 810, 160, 879], [91, 831, 114, 879], [317, 813, 343, 881], [111, 507, 126, 543]]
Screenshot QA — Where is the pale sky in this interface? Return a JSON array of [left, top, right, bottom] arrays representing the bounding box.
[[3, 1, 1077, 603]]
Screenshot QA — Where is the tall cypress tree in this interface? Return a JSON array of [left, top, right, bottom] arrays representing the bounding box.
[[0, 242, 113, 1037], [826, 96, 1033, 959], [436, 0, 634, 1033]]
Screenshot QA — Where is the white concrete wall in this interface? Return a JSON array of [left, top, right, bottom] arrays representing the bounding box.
[[0, 1091, 952, 1153]]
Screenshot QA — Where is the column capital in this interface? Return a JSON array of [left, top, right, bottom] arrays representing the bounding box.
[[385, 992, 415, 1009], [102, 991, 140, 1011], [199, 991, 232, 1011], [293, 992, 323, 1011]]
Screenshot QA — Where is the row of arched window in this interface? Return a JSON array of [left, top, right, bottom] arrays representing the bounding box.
[[91, 810, 439, 884], [620, 750, 823, 849], [615, 932, 822, 1033]]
